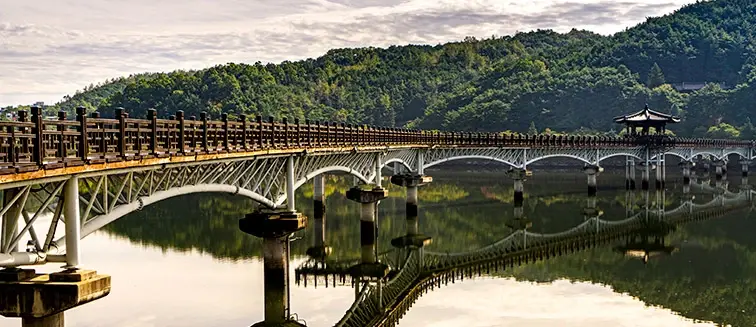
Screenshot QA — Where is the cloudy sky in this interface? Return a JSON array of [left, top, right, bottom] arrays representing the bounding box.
[[1, 0, 697, 107]]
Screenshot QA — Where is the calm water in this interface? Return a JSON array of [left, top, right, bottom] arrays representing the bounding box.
[[0, 165, 753, 327]]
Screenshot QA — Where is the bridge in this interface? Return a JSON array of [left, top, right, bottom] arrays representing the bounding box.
[[0, 105, 753, 326]]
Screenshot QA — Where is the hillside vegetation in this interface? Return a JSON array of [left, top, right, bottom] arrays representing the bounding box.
[[34, 0, 756, 138]]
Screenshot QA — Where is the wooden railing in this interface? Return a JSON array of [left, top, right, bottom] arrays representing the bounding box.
[[0, 106, 752, 175]]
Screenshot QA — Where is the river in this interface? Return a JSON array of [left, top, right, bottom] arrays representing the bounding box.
[[0, 165, 751, 326]]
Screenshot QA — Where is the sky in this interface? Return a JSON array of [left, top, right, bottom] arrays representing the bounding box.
[[1, 0, 699, 107]]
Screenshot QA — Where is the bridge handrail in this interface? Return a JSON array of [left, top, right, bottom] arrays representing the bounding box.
[[0, 106, 752, 174]]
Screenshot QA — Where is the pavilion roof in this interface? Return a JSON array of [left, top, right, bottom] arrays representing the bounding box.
[[613, 105, 680, 124]]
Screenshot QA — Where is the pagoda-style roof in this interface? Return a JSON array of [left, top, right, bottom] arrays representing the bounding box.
[[613, 105, 681, 124]]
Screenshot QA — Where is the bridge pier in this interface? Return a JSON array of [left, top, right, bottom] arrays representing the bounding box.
[[584, 165, 602, 196], [680, 161, 694, 185], [507, 169, 527, 206], [306, 175, 331, 259], [0, 269, 111, 327], [583, 195, 601, 220], [714, 160, 726, 180], [390, 175, 433, 248], [625, 158, 636, 190], [239, 210, 307, 327], [640, 162, 650, 190], [655, 155, 666, 190], [741, 159, 751, 177], [346, 186, 389, 279]]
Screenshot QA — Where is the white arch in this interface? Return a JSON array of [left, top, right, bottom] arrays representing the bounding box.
[[276, 165, 371, 207], [598, 153, 643, 163], [52, 183, 275, 252], [652, 152, 687, 161], [690, 151, 724, 160], [423, 156, 518, 170], [383, 158, 412, 172], [525, 154, 591, 166]]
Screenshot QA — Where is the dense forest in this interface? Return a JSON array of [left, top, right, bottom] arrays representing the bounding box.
[[12, 0, 756, 138]]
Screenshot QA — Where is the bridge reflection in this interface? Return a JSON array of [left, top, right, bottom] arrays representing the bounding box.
[[295, 184, 753, 327]]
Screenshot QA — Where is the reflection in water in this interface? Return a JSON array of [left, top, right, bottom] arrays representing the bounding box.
[[3, 169, 752, 327]]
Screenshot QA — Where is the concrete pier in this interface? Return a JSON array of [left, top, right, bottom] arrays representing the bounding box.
[[346, 186, 389, 279], [0, 269, 111, 327], [714, 160, 725, 180], [655, 155, 665, 190], [625, 158, 636, 190], [1, 188, 23, 254], [680, 161, 693, 185], [741, 160, 750, 177], [306, 175, 331, 259], [641, 162, 650, 190], [390, 175, 433, 249], [507, 168, 528, 206], [239, 210, 307, 327], [584, 165, 602, 196]]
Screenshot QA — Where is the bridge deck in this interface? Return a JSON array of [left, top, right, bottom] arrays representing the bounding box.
[[0, 108, 750, 184]]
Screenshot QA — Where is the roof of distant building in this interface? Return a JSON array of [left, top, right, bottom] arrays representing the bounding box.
[[613, 104, 680, 124]]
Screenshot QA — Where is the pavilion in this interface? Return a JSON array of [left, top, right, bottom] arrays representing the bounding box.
[[613, 104, 680, 135]]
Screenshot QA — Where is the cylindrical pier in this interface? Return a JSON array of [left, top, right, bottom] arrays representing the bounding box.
[[406, 186, 418, 218], [584, 165, 600, 196], [513, 179, 524, 206], [64, 176, 81, 269], [715, 161, 724, 180], [313, 175, 326, 247], [2, 188, 23, 254], [625, 158, 636, 190], [360, 202, 377, 264], [263, 237, 289, 324], [741, 160, 750, 177], [22, 313, 64, 327], [641, 163, 650, 190]]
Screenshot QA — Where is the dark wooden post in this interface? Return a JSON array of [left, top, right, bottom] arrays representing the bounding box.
[[176, 110, 185, 155], [222, 113, 229, 151], [282, 117, 289, 149], [17, 110, 28, 162], [76, 107, 88, 161], [295, 119, 301, 147], [148, 108, 158, 156], [256, 116, 264, 149], [115, 107, 126, 159], [189, 115, 197, 152], [57, 111, 67, 160], [31, 106, 44, 165], [239, 114, 248, 150], [200, 112, 209, 153], [305, 119, 311, 147], [268, 117, 276, 148], [315, 121, 321, 146]]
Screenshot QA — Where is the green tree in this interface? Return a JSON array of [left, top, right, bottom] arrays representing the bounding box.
[[527, 121, 538, 135], [646, 63, 666, 88]]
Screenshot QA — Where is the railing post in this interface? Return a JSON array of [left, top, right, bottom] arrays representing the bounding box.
[[176, 110, 185, 155], [31, 106, 44, 165], [189, 115, 197, 152], [295, 119, 301, 147], [76, 106, 88, 161], [17, 110, 28, 162], [269, 117, 276, 148], [222, 113, 229, 151], [200, 112, 209, 153], [57, 111, 66, 160], [240, 114, 248, 150], [283, 118, 289, 148], [116, 107, 126, 159], [257, 116, 264, 149], [148, 108, 158, 156]]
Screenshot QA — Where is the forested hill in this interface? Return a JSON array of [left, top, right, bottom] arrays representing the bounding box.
[[42, 0, 756, 138]]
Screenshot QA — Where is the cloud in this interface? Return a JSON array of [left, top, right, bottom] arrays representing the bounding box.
[[0, 0, 695, 107]]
